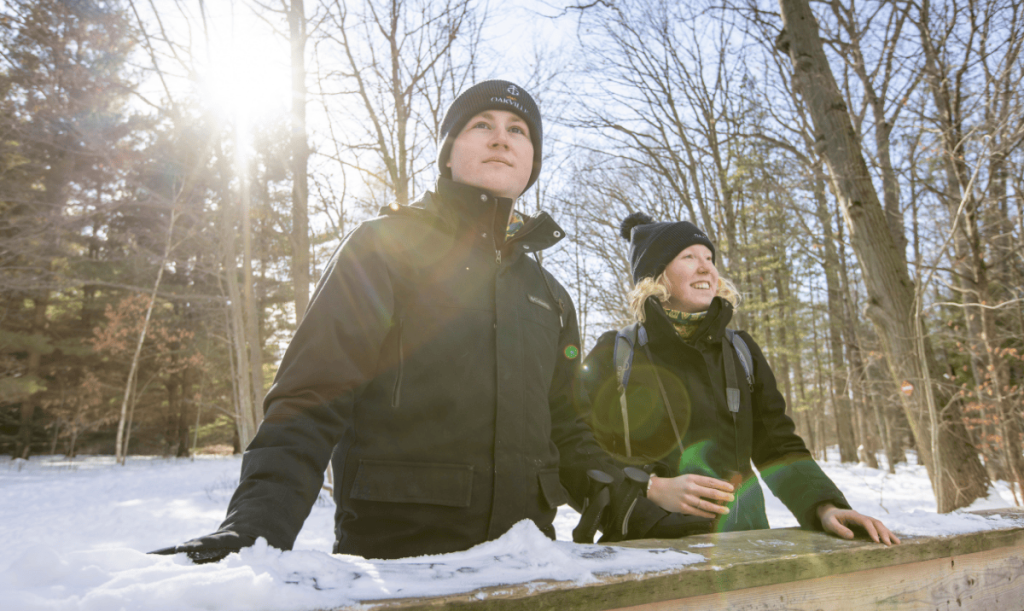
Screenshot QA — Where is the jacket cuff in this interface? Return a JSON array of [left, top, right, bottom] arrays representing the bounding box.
[[760, 458, 850, 530], [626, 496, 670, 539], [806, 496, 853, 530]]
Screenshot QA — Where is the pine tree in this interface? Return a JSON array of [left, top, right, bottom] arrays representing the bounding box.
[[0, 0, 141, 457]]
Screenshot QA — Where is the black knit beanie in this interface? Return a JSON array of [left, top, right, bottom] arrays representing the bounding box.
[[620, 212, 716, 283], [436, 80, 543, 194]]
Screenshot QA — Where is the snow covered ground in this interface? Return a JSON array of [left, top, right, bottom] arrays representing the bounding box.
[[1, 449, 1019, 611]]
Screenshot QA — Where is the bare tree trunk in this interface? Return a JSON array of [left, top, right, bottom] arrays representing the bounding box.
[[191, 368, 203, 459], [176, 366, 193, 458], [240, 153, 265, 428], [123, 373, 140, 459], [792, 342, 818, 458], [288, 0, 310, 320], [810, 288, 829, 459], [50, 416, 61, 456], [115, 209, 178, 465], [773, 270, 794, 421], [220, 181, 258, 449], [165, 376, 180, 455], [811, 162, 857, 462], [844, 301, 891, 472], [835, 221, 882, 470], [67, 425, 79, 459], [824, 0, 914, 256], [15, 294, 49, 459], [776, 0, 989, 511]]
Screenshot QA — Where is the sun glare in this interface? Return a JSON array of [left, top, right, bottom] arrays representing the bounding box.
[[197, 10, 290, 134]]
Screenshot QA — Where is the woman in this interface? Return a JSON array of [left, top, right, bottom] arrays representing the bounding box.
[[580, 212, 899, 545]]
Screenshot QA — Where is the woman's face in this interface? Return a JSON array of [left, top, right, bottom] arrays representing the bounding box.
[[663, 244, 718, 313]]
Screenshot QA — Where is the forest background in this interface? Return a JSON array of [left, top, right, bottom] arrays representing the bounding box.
[[1, 0, 1021, 514]]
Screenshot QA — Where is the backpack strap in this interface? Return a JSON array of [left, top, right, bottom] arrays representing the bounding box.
[[615, 323, 685, 458], [641, 342, 685, 456], [614, 323, 641, 457], [721, 329, 754, 478], [614, 324, 640, 391], [725, 328, 754, 391]]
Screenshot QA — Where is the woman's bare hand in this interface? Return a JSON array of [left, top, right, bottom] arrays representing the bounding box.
[[647, 474, 735, 518], [816, 503, 901, 546]]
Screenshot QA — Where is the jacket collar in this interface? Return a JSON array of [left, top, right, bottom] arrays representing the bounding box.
[[433, 176, 514, 238], [383, 176, 567, 255], [645, 296, 733, 348]]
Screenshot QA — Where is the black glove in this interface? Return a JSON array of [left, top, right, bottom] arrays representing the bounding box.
[[149, 530, 256, 565], [572, 467, 649, 544], [599, 466, 650, 543], [572, 469, 615, 544], [641, 511, 714, 539]]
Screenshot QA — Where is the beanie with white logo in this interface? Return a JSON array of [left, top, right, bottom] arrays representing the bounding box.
[[436, 80, 543, 193]]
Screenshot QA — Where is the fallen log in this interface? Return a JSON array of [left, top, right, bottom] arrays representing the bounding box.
[[356, 508, 1024, 611]]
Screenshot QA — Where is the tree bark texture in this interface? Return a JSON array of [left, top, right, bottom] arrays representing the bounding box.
[[811, 164, 857, 462], [240, 162, 265, 428], [827, 0, 912, 257], [15, 294, 49, 459], [114, 210, 177, 465], [220, 179, 258, 450], [165, 377, 180, 454], [289, 0, 310, 321], [776, 0, 988, 511]]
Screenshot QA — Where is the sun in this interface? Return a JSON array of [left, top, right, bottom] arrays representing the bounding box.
[[196, 6, 291, 131]]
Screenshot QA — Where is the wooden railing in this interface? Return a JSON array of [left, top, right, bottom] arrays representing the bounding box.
[[356, 508, 1024, 611]]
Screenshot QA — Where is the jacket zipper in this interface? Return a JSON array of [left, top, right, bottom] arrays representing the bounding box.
[[491, 200, 504, 266], [391, 318, 404, 408]]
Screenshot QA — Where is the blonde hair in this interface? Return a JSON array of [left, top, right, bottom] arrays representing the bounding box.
[[627, 273, 741, 323]]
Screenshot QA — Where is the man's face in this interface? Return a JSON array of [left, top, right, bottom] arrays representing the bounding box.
[[447, 110, 533, 200]]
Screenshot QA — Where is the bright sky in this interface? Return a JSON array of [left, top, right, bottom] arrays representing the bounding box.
[[131, 0, 292, 132], [140, 0, 577, 135]]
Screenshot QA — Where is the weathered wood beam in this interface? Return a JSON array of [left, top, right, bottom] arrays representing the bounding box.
[[354, 508, 1024, 611]]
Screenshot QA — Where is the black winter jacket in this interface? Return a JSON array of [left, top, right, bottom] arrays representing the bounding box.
[[580, 297, 850, 532], [217, 178, 625, 559]]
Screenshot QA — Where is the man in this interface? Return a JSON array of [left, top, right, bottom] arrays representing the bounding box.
[[154, 81, 696, 562]]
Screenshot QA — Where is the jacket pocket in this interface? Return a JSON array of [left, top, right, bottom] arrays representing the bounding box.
[[391, 318, 404, 408], [537, 467, 570, 510], [349, 459, 473, 507]]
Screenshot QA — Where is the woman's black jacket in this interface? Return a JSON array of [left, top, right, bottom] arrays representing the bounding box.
[[216, 178, 622, 559], [580, 296, 850, 531]]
